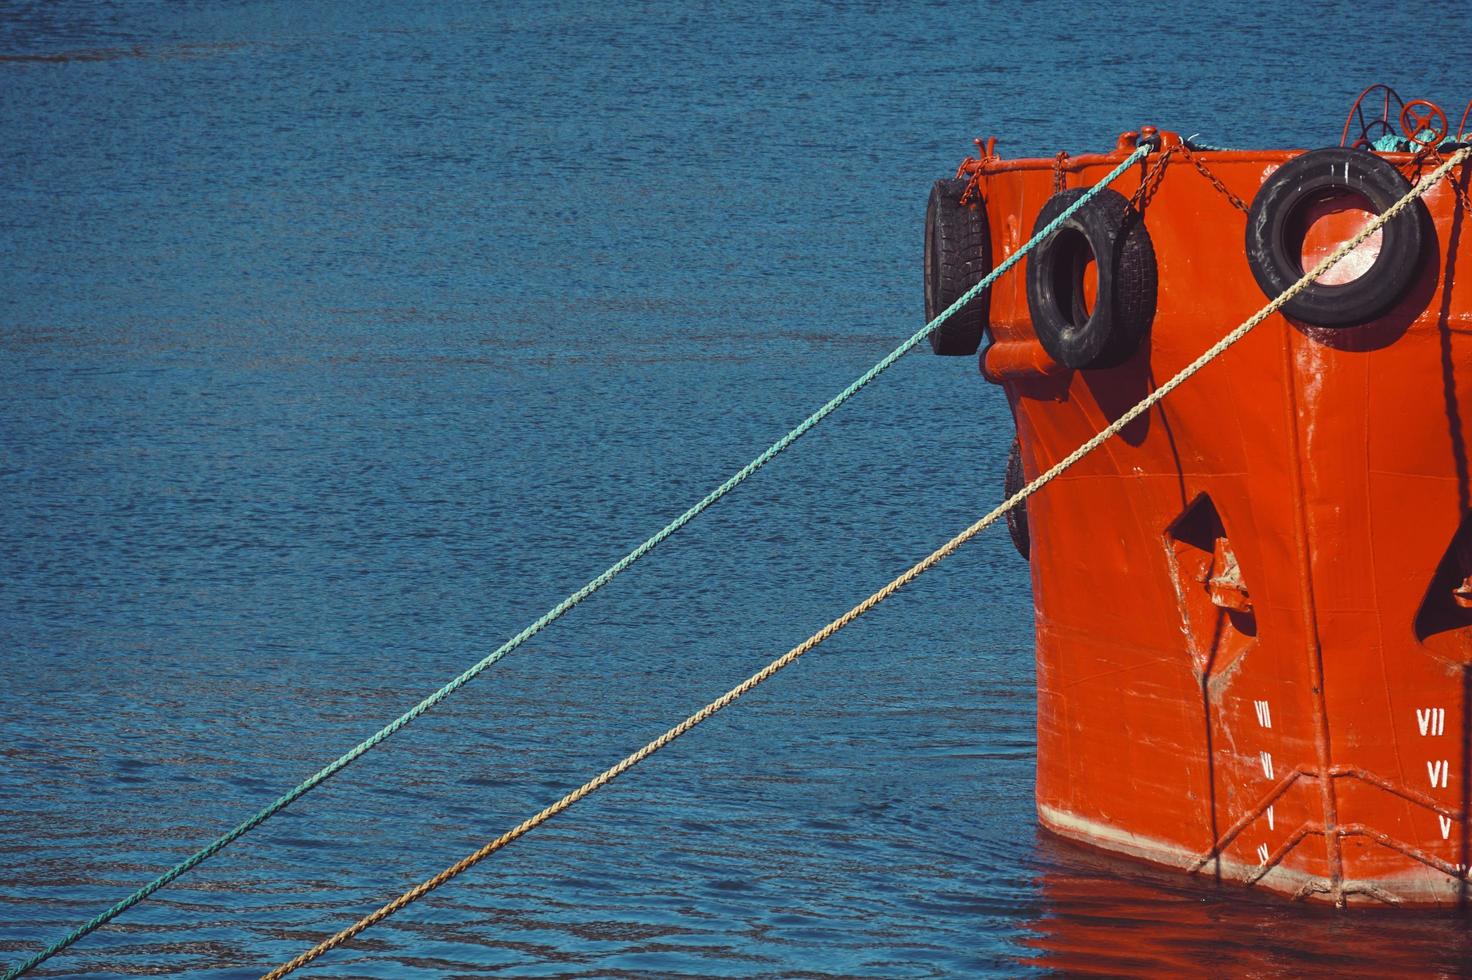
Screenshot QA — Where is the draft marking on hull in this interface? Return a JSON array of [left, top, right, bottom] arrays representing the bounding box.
[[1440, 814, 1454, 840], [1417, 707, 1446, 737], [1428, 759, 1450, 790], [1266, 805, 1275, 831], [1256, 842, 1270, 865], [1254, 699, 1272, 729], [1259, 751, 1274, 779]]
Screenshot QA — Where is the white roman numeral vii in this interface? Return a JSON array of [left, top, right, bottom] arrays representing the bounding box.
[[1418, 707, 1446, 737]]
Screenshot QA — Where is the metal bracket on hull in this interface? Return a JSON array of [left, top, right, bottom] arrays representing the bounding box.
[[1293, 878, 1401, 905], [1162, 494, 1256, 682], [1187, 765, 1468, 895], [1044, 800, 1466, 905]]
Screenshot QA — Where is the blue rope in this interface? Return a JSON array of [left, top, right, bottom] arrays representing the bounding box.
[[1371, 130, 1464, 153], [2, 143, 1150, 980]]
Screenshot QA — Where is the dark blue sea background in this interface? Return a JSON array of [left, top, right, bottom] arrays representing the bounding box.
[[5, 2, 1472, 976]]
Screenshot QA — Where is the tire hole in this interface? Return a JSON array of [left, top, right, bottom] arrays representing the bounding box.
[[1047, 227, 1098, 329], [1286, 190, 1382, 286]]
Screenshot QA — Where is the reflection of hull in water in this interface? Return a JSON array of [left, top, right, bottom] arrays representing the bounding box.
[[948, 125, 1472, 905], [1021, 835, 1472, 976]]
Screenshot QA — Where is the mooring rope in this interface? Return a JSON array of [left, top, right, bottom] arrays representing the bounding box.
[[0, 146, 1152, 980], [264, 146, 1472, 979]]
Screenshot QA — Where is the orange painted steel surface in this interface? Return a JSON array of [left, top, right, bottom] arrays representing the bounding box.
[[971, 130, 1472, 905]]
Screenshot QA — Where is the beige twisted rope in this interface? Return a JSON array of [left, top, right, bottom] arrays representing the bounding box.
[[263, 146, 1469, 979]]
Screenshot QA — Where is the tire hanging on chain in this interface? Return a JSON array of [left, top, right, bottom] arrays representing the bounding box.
[[1025, 186, 1157, 369], [924, 178, 991, 355], [1244, 146, 1428, 327]]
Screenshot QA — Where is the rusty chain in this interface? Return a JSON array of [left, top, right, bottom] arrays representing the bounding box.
[[1127, 144, 1177, 212], [1178, 144, 1249, 213], [1052, 150, 1069, 193]]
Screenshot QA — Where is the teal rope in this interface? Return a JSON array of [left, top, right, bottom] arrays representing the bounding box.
[[2, 143, 1149, 980]]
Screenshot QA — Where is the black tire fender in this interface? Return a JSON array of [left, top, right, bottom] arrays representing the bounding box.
[[1004, 436, 1029, 560], [1025, 187, 1157, 370], [924, 178, 991, 355], [1245, 146, 1427, 327]]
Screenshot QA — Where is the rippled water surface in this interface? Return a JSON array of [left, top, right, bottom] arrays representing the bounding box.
[[5, 2, 1472, 976]]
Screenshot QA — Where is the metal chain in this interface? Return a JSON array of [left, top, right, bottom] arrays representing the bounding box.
[[1451, 166, 1472, 215], [1179, 144, 1249, 213], [1399, 143, 1442, 183], [1128, 144, 1177, 211], [263, 145, 1470, 980]]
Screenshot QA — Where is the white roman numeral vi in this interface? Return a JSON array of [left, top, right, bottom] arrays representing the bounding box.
[[1428, 759, 1449, 789], [1260, 751, 1274, 779]]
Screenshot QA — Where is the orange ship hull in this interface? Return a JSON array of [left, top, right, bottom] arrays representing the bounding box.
[[966, 130, 1472, 905]]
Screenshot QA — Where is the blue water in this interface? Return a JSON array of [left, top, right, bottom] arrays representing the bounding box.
[[5, 2, 1472, 976]]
